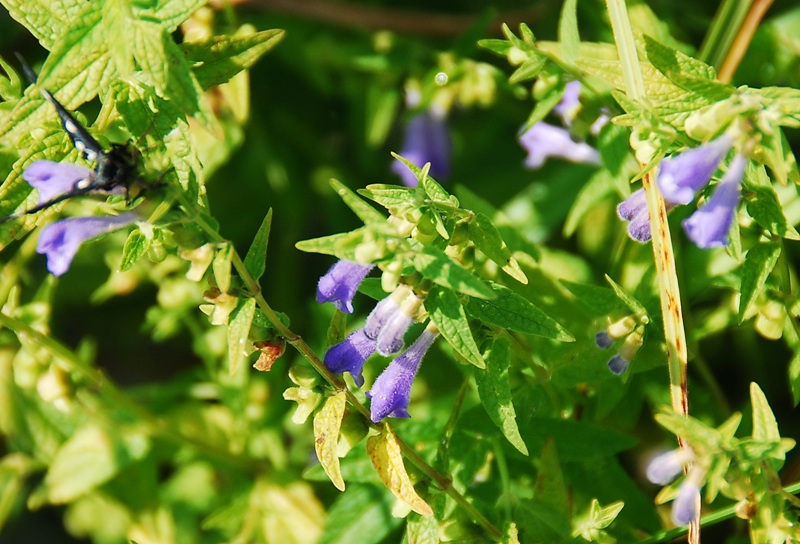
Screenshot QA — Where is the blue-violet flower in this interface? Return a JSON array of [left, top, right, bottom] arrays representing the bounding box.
[[317, 259, 374, 313], [645, 448, 702, 526], [23, 160, 95, 204], [553, 80, 581, 126], [36, 213, 138, 276], [392, 111, 451, 187], [672, 478, 702, 526], [367, 328, 438, 422], [657, 134, 733, 205], [617, 188, 653, 243], [519, 122, 601, 170], [646, 448, 694, 485], [682, 154, 747, 249], [323, 328, 376, 387]]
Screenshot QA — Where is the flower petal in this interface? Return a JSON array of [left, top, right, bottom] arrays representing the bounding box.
[[367, 329, 438, 422], [392, 111, 451, 187], [519, 122, 600, 169], [23, 160, 94, 204], [36, 213, 138, 276], [316, 260, 374, 313], [682, 154, 747, 249], [323, 328, 376, 387], [671, 480, 701, 526], [657, 135, 733, 205]]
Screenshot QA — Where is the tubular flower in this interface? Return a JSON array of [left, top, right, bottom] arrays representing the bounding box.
[[316, 259, 374, 313], [645, 448, 702, 526], [367, 328, 438, 422], [595, 315, 638, 349], [553, 80, 582, 126], [672, 477, 702, 526], [616, 188, 652, 243], [364, 285, 412, 340], [657, 134, 733, 205], [682, 154, 747, 249], [646, 448, 694, 485], [392, 111, 451, 187], [36, 213, 138, 276], [23, 160, 95, 203], [606, 328, 643, 375], [374, 291, 424, 356], [519, 122, 600, 169], [322, 329, 376, 387]]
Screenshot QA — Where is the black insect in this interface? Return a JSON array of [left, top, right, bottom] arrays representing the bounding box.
[[1, 56, 138, 222]]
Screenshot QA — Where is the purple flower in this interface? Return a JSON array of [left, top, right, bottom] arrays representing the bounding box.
[[646, 449, 693, 485], [519, 122, 600, 169], [617, 188, 652, 243], [364, 291, 404, 340], [23, 160, 94, 204], [657, 135, 733, 205], [392, 111, 451, 187], [316, 260, 374, 313], [367, 329, 438, 422], [36, 213, 138, 276], [607, 354, 629, 375], [672, 480, 701, 525], [323, 328, 376, 387], [682, 154, 747, 249], [553, 80, 581, 126], [595, 331, 614, 349]]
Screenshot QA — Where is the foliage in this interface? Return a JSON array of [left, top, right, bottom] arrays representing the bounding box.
[[0, 0, 799, 543]]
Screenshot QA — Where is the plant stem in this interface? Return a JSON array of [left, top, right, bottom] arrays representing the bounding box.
[[717, 0, 773, 83], [182, 194, 503, 540], [605, 0, 695, 541]]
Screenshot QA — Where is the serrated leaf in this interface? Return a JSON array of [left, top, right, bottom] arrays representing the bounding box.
[[744, 163, 800, 239], [119, 228, 150, 271], [469, 212, 528, 284], [407, 514, 439, 544], [738, 242, 781, 323], [359, 184, 416, 212], [313, 392, 347, 491], [182, 29, 285, 90], [243, 208, 272, 282], [366, 426, 433, 516], [2, 0, 81, 50], [146, 0, 207, 32], [426, 286, 485, 369], [228, 297, 256, 375], [45, 423, 149, 504], [412, 246, 495, 300], [474, 337, 527, 454], [331, 179, 385, 224], [750, 383, 780, 444], [466, 283, 573, 341], [558, 0, 579, 64]]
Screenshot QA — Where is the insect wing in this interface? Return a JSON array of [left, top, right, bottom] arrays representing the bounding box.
[[39, 88, 105, 163]]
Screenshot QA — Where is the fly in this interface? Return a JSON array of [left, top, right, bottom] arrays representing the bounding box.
[[1, 56, 138, 223]]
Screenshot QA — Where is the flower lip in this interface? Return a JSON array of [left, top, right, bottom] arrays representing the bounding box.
[[519, 122, 600, 170], [672, 479, 701, 526], [36, 212, 138, 276], [367, 329, 438, 422], [657, 134, 734, 205], [322, 328, 376, 387], [682, 154, 747, 249], [23, 160, 95, 205], [316, 259, 374, 314]]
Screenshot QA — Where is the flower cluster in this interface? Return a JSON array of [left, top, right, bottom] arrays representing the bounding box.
[[646, 448, 702, 526], [316, 259, 438, 422], [595, 314, 646, 375], [518, 80, 602, 170], [22, 160, 138, 276], [618, 134, 747, 248]]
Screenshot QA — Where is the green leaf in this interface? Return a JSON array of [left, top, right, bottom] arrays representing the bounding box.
[[313, 392, 347, 491], [473, 337, 527, 453], [317, 484, 400, 544], [295, 229, 371, 261], [750, 382, 780, 444], [119, 228, 150, 271], [419, 163, 452, 206], [2, 0, 78, 50], [465, 283, 573, 341], [227, 297, 256, 375], [604, 274, 647, 316], [426, 286, 485, 369], [182, 29, 285, 90], [359, 184, 416, 213], [534, 440, 569, 519], [738, 242, 781, 323], [146, 0, 207, 32], [331, 179, 385, 225], [564, 170, 616, 237], [469, 212, 528, 284], [45, 423, 149, 504], [520, 83, 563, 132], [406, 513, 439, 544], [412, 246, 495, 300], [558, 0, 579, 65], [509, 55, 547, 85], [744, 163, 800, 240], [243, 208, 272, 282], [560, 280, 630, 316]]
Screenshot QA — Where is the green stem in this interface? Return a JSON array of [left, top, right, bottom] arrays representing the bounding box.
[[179, 192, 503, 540], [698, 0, 753, 68]]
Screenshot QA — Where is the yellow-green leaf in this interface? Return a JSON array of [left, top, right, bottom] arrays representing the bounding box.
[[313, 392, 347, 491], [366, 426, 433, 516]]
